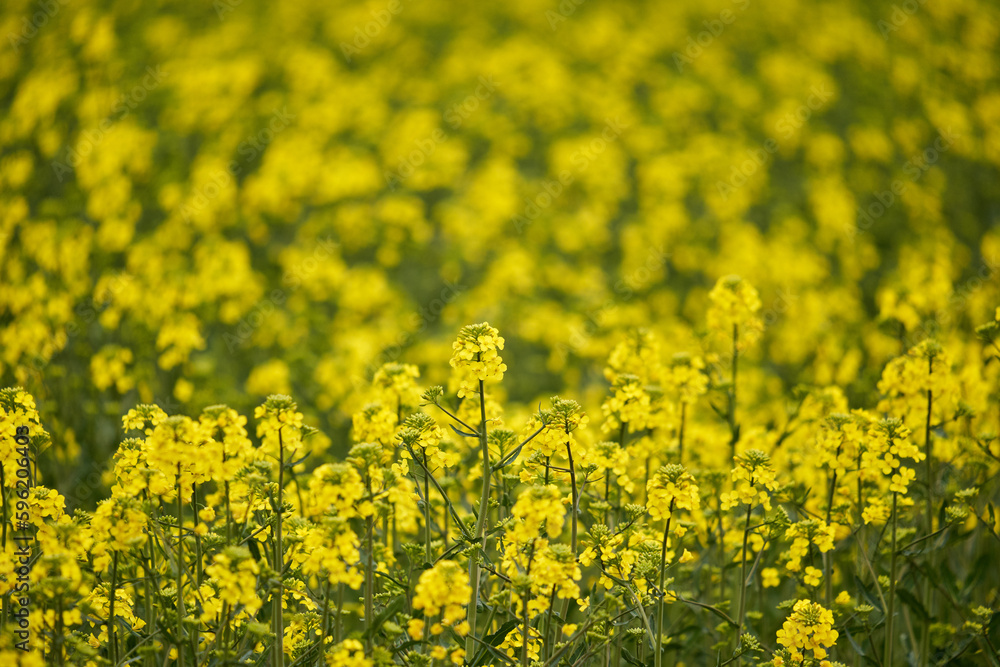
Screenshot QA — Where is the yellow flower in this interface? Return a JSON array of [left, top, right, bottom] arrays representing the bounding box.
[[707, 275, 763, 343], [449, 322, 506, 398], [508, 485, 566, 545], [721, 449, 778, 511], [204, 547, 262, 616], [324, 639, 371, 667], [646, 464, 700, 521], [413, 560, 472, 625], [762, 567, 781, 588], [775, 599, 839, 661]]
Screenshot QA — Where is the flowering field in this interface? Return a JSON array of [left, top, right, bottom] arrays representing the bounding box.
[[2, 0, 1000, 665]]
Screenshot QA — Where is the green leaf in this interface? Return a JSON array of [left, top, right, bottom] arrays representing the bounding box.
[[449, 424, 479, 438], [853, 575, 884, 614], [468, 622, 519, 667], [361, 595, 404, 640], [843, 626, 866, 656]]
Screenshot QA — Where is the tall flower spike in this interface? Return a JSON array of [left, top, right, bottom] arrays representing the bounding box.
[[707, 274, 763, 341], [449, 322, 506, 398], [646, 464, 701, 520]]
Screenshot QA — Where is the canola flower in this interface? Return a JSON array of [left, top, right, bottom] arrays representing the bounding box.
[[1, 300, 1000, 667], [774, 599, 839, 664], [1, 3, 998, 665]]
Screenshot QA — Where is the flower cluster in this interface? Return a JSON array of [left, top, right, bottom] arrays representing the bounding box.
[[412, 560, 472, 631], [449, 322, 506, 398], [707, 275, 764, 342], [775, 600, 839, 663], [646, 464, 700, 521], [721, 449, 779, 510]]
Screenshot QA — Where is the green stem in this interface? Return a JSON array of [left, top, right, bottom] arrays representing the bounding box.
[[921, 360, 934, 667], [736, 501, 753, 663], [55, 595, 65, 667], [885, 492, 898, 666], [465, 379, 492, 657], [143, 535, 155, 667], [423, 450, 432, 564], [274, 429, 285, 667], [336, 583, 344, 644], [655, 499, 676, 667], [176, 464, 186, 667], [1, 464, 7, 633], [559, 428, 579, 629], [192, 482, 202, 662], [108, 550, 119, 666], [364, 474, 375, 655], [825, 464, 838, 612], [318, 579, 331, 665], [730, 322, 739, 460]]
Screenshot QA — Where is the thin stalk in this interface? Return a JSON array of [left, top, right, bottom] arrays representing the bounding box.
[[364, 474, 375, 655], [274, 429, 285, 667], [921, 357, 934, 667], [219, 602, 231, 666], [521, 540, 537, 667], [730, 322, 739, 459], [736, 501, 753, 663], [1, 464, 7, 549], [825, 461, 838, 612], [543, 588, 557, 661], [223, 436, 233, 545], [143, 536, 155, 667], [55, 595, 65, 667], [176, 464, 186, 667], [655, 499, 676, 667], [521, 592, 532, 667], [423, 450, 432, 563], [885, 492, 898, 666], [336, 583, 344, 643], [108, 550, 119, 666], [559, 430, 579, 628], [856, 449, 865, 583], [718, 493, 727, 604], [465, 379, 492, 657], [318, 579, 331, 665], [192, 482, 202, 662], [1, 464, 7, 632], [566, 436, 579, 559]]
